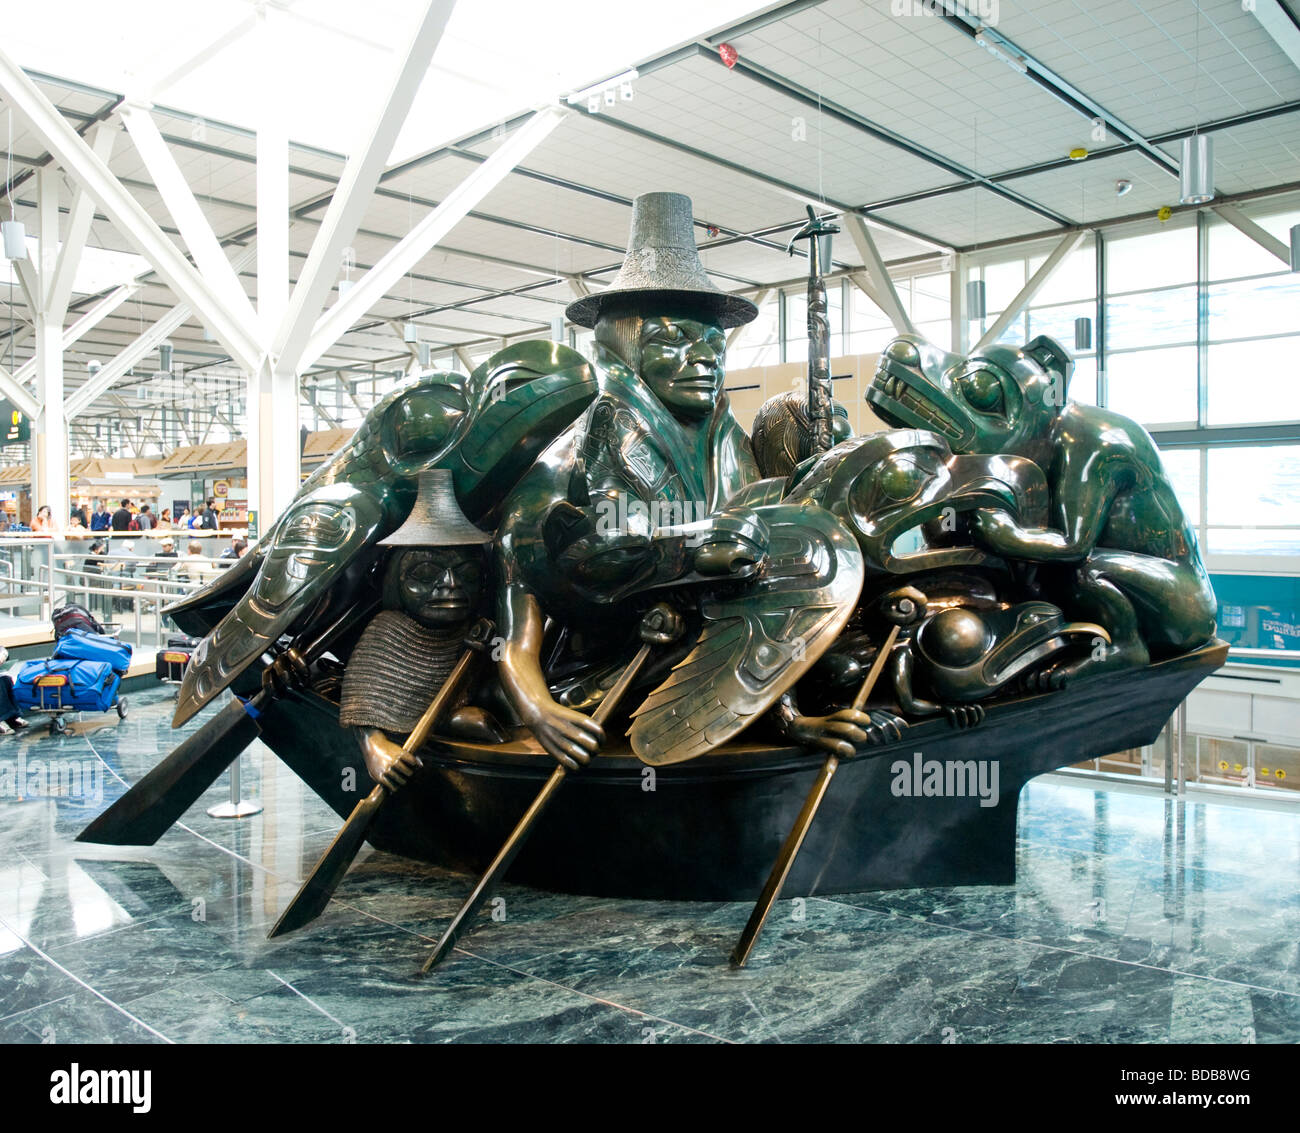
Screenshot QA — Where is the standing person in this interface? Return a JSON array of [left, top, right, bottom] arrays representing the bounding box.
[[136, 504, 155, 531], [32, 505, 57, 533], [70, 502, 90, 529], [90, 501, 111, 531], [158, 508, 172, 528], [111, 499, 133, 531], [200, 498, 220, 530]]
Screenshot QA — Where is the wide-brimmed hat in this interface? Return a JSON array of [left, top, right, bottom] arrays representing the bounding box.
[[380, 468, 491, 547], [566, 192, 757, 329]]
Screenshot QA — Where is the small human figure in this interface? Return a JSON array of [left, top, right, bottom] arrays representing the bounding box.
[[111, 499, 133, 531], [338, 469, 502, 789], [90, 502, 111, 531]]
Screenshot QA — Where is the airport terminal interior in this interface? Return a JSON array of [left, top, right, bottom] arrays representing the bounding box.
[[0, 0, 1298, 1045]]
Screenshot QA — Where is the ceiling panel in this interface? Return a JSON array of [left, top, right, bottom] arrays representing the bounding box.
[[993, 0, 1300, 140], [1003, 150, 1181, 223], [869, 184, 1058, 247], [731, 0, 1099, 177]]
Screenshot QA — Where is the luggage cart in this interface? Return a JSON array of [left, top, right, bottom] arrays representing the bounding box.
[[28, 671, 128, 735]]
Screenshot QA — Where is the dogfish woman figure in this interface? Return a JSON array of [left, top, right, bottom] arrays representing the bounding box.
[[338, 469, 503, 788]]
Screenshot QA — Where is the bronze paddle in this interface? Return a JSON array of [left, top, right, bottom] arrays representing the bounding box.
[[731, 587, 926, 968], [420, 603, 682, 973], [79, 598, 378, 847], [269, 618, 494, 938]]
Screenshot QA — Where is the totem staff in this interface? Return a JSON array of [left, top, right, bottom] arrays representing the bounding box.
[[787, 205, 841, 459]]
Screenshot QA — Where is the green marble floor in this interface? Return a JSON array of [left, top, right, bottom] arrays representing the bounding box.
[[0, 687, 1296, 1044]]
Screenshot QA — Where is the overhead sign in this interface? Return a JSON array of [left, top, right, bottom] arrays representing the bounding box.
[[0, 401, 30, 446]]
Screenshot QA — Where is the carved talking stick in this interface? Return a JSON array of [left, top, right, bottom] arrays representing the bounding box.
[[787, 205, 840, 458], [731, 586, 927, 968], [420, 602, 684, 973]]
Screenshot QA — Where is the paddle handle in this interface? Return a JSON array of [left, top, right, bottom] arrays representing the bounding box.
[[421, 634, 660, 974], [850, 623, 902, 712]]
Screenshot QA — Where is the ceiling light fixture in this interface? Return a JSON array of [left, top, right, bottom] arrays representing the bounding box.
[[1115, 179, 1133, 197], [566, 69, 638, 114], [1290, 224, 1300, 273], [1074, 317, 1092, 351], [973, 26, 1029, 74], [1179, 134, 1214, 205], [1, 220, 25, 261], [1179, 6, 1214, 205]]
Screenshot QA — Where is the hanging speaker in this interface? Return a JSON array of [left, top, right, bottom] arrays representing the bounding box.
[[1290, 223, 1300, 273], [966, 279, 986, 320], [1074, 317, 1092, 351], [551, 317, 565, 343], [403, 322, 418, 343]]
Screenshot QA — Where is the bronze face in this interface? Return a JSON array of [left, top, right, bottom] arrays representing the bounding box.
[[391, 547, 484, 628], [637, 316, 727, 420]]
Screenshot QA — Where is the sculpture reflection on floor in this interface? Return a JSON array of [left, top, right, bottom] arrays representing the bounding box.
[[79, 192, 1224, 969]]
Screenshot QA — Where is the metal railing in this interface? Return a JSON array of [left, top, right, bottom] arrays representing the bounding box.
[[0, 539, 239, 652]]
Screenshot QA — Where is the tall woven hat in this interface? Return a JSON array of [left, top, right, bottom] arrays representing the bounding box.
[[379, 468, 491, 547], [565, 192, 757, 329]]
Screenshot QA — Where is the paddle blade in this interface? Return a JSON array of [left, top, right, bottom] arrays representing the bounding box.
[[268, 786, 386, 938], [78, 696, 260, 846]]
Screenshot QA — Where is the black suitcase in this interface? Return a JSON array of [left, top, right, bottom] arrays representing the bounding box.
[[156, 636, 199, 682]]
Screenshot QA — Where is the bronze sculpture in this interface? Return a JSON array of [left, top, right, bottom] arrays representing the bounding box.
[[79, 191, 1225, 968]]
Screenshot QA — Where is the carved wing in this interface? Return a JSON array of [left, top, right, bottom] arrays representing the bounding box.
[[629, 503, 863, 765], [173, 484, 386, 725]]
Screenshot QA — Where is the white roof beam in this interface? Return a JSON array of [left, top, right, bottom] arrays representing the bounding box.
[[1212, 203, 1291, 266], [12, 257, 40, 313], [974, 230, 1086, 353], [130, 13, 258, 104], [47, 120, 119, 323], [299, 106, 569, 374], [1251, 1, 1300, 71], [11, 281, 146, 386], [842, 212, 916, 337], [274, 0, 459, 373], [0, 45, 264, 373], [0, 362, 41, 419], [120, 102, 259, 326], [65, 244, 256, 419]]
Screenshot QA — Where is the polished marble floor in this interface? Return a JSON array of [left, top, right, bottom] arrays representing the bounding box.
[[0, 686, 1297, 1044]]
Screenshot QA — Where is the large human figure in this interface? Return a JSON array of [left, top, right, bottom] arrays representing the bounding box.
[[493, 193, 874, 767]]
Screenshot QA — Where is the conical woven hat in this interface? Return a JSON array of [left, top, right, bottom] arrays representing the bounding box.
[[380, 468, 491, 546], [566, 192, 757, 329]]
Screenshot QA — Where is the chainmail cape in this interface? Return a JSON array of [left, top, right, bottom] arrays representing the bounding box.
[[338, 609, 464, 734]]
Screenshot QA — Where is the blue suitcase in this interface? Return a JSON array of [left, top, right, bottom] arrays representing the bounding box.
[[13, 659, 122, 713], [52, 628, 132, 674]]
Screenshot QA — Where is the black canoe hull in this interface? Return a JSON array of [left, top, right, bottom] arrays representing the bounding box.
[[253, 641, 1227, 901]]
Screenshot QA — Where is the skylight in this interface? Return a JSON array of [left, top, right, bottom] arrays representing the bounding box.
[[4, 0, 769, 162], [12, 238, 151, 297]]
